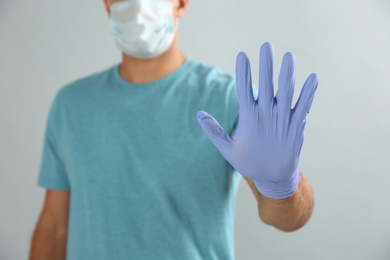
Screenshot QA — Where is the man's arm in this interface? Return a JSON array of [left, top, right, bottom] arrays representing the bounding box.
[[30, 190, 70, 260], [245, 172, 314, 232], [197, 43, 318, 231]]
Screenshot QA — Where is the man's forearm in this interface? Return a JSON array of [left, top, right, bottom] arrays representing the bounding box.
[[247, 172, 314, 232], [29, 224, 67, 260]]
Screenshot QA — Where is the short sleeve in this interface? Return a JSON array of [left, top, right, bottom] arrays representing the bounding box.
[[37, 91, 70, 190]]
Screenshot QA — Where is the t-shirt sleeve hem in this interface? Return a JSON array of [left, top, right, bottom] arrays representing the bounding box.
[[38, 179, 70, 191]]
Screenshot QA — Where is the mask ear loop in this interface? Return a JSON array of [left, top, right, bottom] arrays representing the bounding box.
[[161, 1, 179, 33]]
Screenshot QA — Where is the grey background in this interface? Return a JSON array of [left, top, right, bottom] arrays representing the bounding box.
[[1, 0, 390, 259]]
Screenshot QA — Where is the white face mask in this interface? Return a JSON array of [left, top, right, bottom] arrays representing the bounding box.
[[109, 0, 177, 59]]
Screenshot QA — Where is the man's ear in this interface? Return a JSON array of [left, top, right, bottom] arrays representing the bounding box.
[[175, 0, 189, 18], [104, 0, 110, 15]]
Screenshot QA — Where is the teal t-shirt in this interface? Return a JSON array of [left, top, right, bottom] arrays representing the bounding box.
[[38, 59, 242, 260]]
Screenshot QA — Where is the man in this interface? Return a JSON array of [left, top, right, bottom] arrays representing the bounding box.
[[30, 0, 318, 259]]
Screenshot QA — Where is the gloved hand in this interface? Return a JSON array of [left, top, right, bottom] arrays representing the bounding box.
[[197, 42, 319, 199]]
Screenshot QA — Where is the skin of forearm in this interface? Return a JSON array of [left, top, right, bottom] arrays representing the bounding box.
[[246, 172, 314, 232], [29, 223, 68, 260]]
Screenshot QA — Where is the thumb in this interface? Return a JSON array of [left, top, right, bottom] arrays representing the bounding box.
[[196, 111, 234, 151]]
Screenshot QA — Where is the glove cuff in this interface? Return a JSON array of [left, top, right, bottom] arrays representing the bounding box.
[[253, 168, 300, 199]]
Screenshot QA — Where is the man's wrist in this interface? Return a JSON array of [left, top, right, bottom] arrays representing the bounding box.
[[253, 168, 300, 199]]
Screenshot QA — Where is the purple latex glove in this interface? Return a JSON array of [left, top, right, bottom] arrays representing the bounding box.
[[197, 42, 318, 199]]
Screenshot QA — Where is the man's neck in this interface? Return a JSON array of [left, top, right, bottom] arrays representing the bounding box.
[[117, 37, 186, 84]]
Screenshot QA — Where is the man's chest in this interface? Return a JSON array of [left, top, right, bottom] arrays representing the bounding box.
[[59, 106, 229, 191]]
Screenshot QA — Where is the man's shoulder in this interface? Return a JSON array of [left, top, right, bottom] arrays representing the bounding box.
[[186, 60, 235, 89], [56, 66, 114, 100]]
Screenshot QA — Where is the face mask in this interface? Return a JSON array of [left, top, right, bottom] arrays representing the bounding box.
[[109, 0, 177, 59]]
